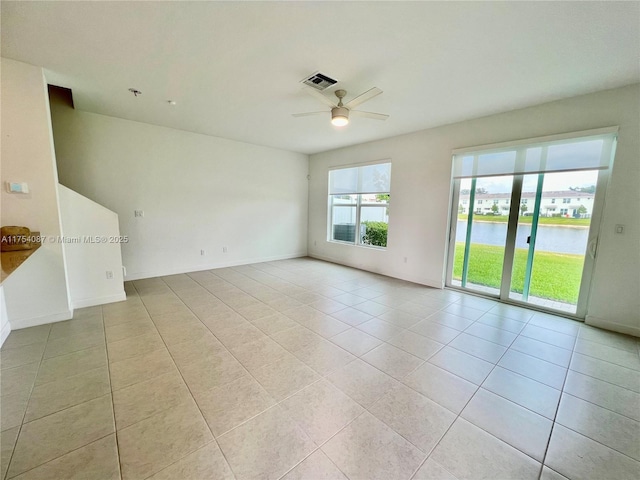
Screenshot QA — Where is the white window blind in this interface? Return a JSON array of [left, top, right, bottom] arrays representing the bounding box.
[[452, 131, 616, 179], [329, 162, 391, 194]]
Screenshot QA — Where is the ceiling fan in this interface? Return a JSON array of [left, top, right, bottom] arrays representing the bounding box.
[[293, 87, 389, 127]]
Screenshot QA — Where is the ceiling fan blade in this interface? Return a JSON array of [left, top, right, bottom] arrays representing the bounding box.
[[303, 88, 338, 107], [350, 110, 389, 121], [345, 87, 382, 109], [292, 111, 326, 117]]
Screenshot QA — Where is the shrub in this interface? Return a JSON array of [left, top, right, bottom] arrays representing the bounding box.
[[361, 221, 388, 247]]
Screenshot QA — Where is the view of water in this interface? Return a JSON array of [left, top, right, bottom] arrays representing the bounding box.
[[456, 220, 589, 255]]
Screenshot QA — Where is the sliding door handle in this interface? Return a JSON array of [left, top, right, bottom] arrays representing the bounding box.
[[588, 238, 598, 259]]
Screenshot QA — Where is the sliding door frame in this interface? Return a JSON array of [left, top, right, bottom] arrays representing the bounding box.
[[574, 166, 612, 318], [445, 127, 618, 320]]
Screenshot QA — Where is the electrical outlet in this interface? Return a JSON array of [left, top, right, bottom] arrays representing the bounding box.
[[222, 246, 228, 253], [200, 249, 206, 256], [615, 224, 625, 234], [134, 210, 144, 218], [106, 270, 113, 279]]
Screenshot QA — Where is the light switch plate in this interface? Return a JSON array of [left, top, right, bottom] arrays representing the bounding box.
[[6, 182, 29, 194]]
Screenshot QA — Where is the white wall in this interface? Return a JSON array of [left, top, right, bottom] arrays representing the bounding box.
[[0, 58, 71, 332], [49, 95, 309, 280], [309, 84, 640, 336], [3, 248, 74, 329], [0, 286, 10, 346], [58, 185, 126, 308]]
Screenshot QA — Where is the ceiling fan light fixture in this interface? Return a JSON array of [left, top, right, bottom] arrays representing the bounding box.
[[331, 106, 349, 127]]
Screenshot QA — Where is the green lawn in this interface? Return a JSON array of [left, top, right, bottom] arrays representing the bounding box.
[[457, 214, 591, 227], [453, 242, 584, 304]]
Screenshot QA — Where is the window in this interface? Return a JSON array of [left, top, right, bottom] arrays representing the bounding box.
[[563, 198, 570, 204], [329, 162, 391, 248], [477, 200, 483, 204], [551, 198, 556, 203]]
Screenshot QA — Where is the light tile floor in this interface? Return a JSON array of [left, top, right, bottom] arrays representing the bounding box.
[[1, 257, 639, 480]]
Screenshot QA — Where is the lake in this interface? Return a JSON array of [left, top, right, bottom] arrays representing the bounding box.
[[456, 220, 589, 255]]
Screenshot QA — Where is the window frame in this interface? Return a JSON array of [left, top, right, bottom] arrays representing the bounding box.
[[327, 161, 391, 249]]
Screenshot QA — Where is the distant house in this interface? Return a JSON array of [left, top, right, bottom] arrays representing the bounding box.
[[459, 190, 594, 217]]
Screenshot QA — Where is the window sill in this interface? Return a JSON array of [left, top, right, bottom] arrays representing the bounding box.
[[327, 240, 387, 251]]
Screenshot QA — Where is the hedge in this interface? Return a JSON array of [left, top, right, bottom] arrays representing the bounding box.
[[362, 221, 388, 247]]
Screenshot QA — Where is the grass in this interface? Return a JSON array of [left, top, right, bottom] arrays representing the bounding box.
[[453, 242, 584, 304], [457, 214, 591, 227]]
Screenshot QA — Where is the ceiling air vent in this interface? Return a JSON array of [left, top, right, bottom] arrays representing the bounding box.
[[300, 72, 338, 91]]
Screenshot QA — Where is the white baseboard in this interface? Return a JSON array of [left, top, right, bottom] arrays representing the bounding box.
[[72, 292, 127, 309], [308, 253, 444, 289], [124, 252, 308, 281], [585, 315, 640, 338], [10, 310, 73, 330], [0, 321, 11, 347]]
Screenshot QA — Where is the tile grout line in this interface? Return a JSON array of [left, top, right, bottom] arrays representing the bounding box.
[[560, 382, 640, 422], [129, 280, 239, 480], [198, 275, 553, 478], [274, 407, 368, 480], [229, 264, 631, 471], [161, 267, 459, 478], [545, 417, 640, 465], [161, 270, 361, 444], [536, 328, 579, 480], [145, 270, 370, 476], [570, 346, 640, 373], [3, 322, 53, 480], [222, 262, 632, 474], [566, 361, 640, 396], [3, 312, 117, 478], [6, 433, 116, 480], [272, 296, 525, 478], [407, 309, 546, 480], [181, 266, 383, 478], [8, 259, 634, 479], [547, 343, 640, 463], [100, 303, 123, 480]]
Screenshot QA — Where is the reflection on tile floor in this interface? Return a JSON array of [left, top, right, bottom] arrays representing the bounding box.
[[1, 257, 639, 479]]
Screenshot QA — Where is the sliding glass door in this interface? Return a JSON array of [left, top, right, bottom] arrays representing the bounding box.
[[452, 175, 513, 296], [507, 170, 602, 314], [446, 129, 617, 318]]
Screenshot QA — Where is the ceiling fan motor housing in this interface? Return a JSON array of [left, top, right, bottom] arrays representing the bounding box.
[[331, 106, 349, 124]]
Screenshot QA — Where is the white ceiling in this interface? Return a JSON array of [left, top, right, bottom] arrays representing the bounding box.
[[2, 1, 638, 155]]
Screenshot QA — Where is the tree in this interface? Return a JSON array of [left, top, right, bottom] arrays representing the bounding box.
[[476, 187, 489, 194], [577, 204, 588, 217], [458, 204, 464, 214], [491, 204, 499, 214], [520, 203, 528, 215], [375, 194, 390, 215]]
